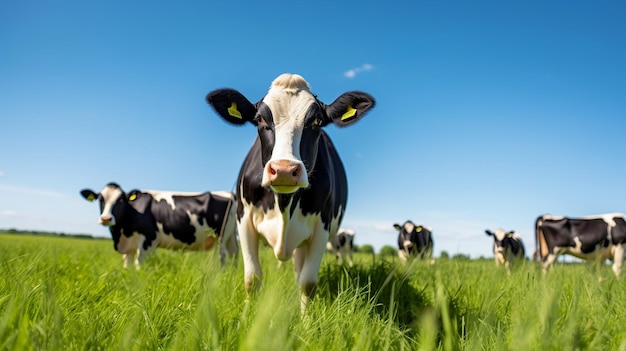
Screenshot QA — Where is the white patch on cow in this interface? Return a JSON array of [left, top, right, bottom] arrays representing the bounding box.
[[403, 222, 416, 233], [260, 74, 316, 189], [211, 191, 235, 200], [117, 230, 142, 254], [493, 228, 507, 242], [251, 197, 321, 261], [144, 190, 202, 209], [99, 185, 124, 225], [338, 228, 355, 237], [541, 215, 565, 221]]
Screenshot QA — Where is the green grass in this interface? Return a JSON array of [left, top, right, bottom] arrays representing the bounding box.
[[2, 233, 626, 350]]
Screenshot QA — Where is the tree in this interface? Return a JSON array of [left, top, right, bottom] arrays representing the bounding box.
[[359, 244, 375, 254], [379, 245, 397, 257]]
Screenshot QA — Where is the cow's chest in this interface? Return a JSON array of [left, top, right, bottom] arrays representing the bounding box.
[[249, 203, 322, 259]]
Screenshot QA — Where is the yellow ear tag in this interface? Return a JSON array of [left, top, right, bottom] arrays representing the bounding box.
[[341, 105, 357, 121], [129, 194, 137, 201], [416, 226, 423, 232], [87, 194, 96, 202], [228, 102, 242, 119]]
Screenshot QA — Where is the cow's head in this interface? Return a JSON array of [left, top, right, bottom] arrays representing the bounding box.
[[393, 221, 432, 255], [206, 73, 375, 194], [80, 183, 130, 227], [485, 228, 515, 254]]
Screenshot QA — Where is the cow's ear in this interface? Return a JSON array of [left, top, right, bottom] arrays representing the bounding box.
[[415, 226, 423, 233], [127, 190, 151, 214], [80, 189, 98, 202], [393, 224, 402, 231], [485, 230, 494, 236], [325, 91, 375, 127], [506, 231, 515, 238], [206, 88, 257, 125]]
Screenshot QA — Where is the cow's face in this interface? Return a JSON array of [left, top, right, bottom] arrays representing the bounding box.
[[485, 229, 514, 254], [80, 183, 128, 227], [206, 73, 375, 194], [394, 221, 431, 255]]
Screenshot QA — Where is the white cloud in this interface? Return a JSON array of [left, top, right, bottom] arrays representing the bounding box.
[[344, 63, 374, 78], [1, 210, 17, 217], [0, 184, 65, 198]]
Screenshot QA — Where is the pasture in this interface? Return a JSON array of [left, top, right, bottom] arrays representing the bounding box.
[[2, 233, 626, 350]]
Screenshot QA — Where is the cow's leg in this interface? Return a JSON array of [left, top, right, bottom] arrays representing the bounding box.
[[239, 217, 261, 292], [337, 250, 345, 265], [222, 210, 239, 265], [347, 248, 354, 267], [226, 232, 239, 264], [134, 248, 143, 269], [122, 254, 133, 269], [294, 232, 328, 313], [504, 260, 511, 275], [542, 253, 559, 274], [135, 236, 150, 269], [612, 244, 625, 277]]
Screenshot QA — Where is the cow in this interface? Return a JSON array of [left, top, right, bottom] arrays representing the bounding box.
[[206, 73, 375, 311], [484, 228, 525, 272], [535, 213, 626, 277], [80, 182, 238, 269], [393, 221, 434, 263], [326, 228, 355, 267]]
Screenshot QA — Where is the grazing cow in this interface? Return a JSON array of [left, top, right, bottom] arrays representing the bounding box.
[[326, 228, 355, 267], [206, 73, 375, 311], [393, 221, 434, 262], [485, 228, 525, 271], [80, 183, 238, 268], [535, 213, 626, 276]]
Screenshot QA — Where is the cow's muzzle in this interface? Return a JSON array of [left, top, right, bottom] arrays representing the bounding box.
[[264, 160, 308, 193]]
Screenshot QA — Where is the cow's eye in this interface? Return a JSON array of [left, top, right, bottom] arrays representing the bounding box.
[[313, 118, 322, 127]]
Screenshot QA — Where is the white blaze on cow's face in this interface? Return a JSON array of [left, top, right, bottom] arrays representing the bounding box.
[[258, 74, 319, 194], [98, 184, 124, 226]]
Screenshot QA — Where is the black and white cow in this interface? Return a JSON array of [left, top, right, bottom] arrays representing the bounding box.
[[80, 183, 238, 268], [485, 228, 525, 271], [326, 228, 355, 267], [206, 73, 375, 310], [535, 213, 626, 276], [393, 221, 434, 263]]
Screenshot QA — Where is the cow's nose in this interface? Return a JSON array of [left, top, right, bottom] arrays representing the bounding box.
[[99, 215, 112, 224], [267, 160, 302, 184]]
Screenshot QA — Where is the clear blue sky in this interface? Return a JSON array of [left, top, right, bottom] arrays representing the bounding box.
[[1, 1, 625, 258]]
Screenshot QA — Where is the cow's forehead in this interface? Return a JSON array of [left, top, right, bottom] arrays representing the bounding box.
[[403, 222, 416, 233], [493, 228, 506, 241], [262, 74, 317, 125], [100, 185, 123, 202]]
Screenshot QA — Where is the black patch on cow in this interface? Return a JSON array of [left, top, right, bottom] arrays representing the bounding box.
[[537, 215, 626, 261], [330, 232, 353, 251], [255, 102, 275, 166], [613, 217, 626, 243], [93, 187, 233, 252]]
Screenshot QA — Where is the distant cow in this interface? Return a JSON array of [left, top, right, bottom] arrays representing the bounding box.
[[535, 213, 626, 276], [393, 221, 434, 262], [80, 183, 238, 268], [206, 73, 375, 311], [327, 229, 355, 267], [485, 228, 525, 271]]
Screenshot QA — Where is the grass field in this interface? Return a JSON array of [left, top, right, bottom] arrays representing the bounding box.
[[2, 233, 626, 350]]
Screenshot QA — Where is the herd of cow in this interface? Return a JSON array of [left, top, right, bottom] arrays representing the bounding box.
[[79, 74, 626, 311]]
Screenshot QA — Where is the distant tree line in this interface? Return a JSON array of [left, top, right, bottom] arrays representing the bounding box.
[[0, 228, 107, 240]]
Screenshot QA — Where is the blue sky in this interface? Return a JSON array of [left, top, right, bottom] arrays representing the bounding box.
[[1, 1, 625, 258]]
